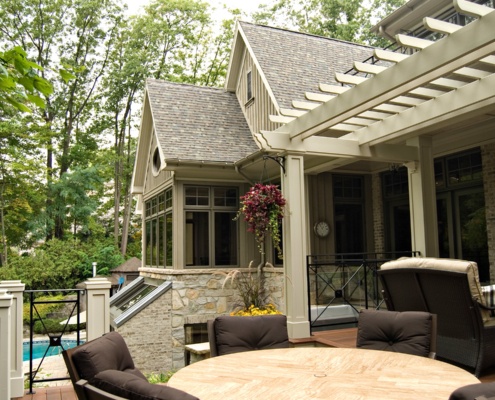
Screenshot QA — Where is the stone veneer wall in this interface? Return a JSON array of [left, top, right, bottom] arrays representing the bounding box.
[[117, 287, 173, 374], [121, 267, 285, 373], [482, 142, 495, 281]]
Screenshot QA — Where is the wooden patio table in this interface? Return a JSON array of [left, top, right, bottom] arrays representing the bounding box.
[[168, 347, 479, 400]]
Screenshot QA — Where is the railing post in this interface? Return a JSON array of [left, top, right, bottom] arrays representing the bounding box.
[[85, 278, 111, 341], [0, 289, 13, 400], [0, 281, 25, 399]]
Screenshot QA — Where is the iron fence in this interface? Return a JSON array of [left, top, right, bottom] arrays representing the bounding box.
[[25, 288, 85, 394], [306, 252, 420, 333]]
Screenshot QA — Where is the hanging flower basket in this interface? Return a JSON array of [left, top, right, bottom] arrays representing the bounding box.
[[237, 183, 286, 256]]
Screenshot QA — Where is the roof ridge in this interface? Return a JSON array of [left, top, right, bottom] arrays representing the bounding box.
[[146, 78, 225, 92], [239, 20, 375, 50]]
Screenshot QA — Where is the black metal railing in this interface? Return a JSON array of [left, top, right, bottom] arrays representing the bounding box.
[[26, 289, 85, 393], [306, 252, 420, 333]]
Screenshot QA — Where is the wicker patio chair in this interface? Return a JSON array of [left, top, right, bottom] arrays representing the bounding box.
[[378, 257, 495, 377], [207, 314, 289, 357], [356, 309, 437, 358]]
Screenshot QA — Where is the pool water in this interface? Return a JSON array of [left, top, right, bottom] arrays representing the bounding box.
[[23, 339, 82, 361]]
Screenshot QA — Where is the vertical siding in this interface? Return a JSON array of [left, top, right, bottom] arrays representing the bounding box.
[[308, 173, 335, 255], [236, 50, 280, 134], [144, 133, 172, 197]]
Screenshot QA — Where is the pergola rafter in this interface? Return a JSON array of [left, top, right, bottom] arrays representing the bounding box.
[[263, 0, 495, 161]]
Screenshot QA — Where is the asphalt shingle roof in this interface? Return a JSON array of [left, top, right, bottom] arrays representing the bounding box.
[[239, 22, 376, 110], [146, 80, 259, 163], [145, 24, 377, 164]]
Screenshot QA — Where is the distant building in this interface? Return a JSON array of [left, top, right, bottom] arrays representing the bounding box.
[[109, 257, 141, 293]]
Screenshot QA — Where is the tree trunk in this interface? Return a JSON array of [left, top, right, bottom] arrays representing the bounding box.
[[0, 182, 7, 266]]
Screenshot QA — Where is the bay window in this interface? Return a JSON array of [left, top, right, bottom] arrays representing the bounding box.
[[145, 188, 173, 268]]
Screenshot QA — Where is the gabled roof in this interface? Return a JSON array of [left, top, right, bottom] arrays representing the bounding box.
[[228, 22, 376, 111], [147, 80, 258, 164], [111, 257, 141, 273]]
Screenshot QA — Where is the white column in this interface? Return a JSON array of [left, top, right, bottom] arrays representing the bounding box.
[[0, 281, 25, 398], [85, 278, 111, 341], [406, 136, 439, 257], [0, 290, 13, 400], [281, 154, 310, 339]]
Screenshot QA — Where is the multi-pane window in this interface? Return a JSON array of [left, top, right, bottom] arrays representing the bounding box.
[[185, 185, 238, 267], [145, 188, 173, 268], [382, 167, 409, 199], [435, 149, 482, 188]]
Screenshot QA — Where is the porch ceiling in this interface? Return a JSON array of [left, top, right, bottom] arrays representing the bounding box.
[[258, 0, 495, 173]]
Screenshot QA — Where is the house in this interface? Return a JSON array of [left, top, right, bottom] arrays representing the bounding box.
[[128, 0, 495, 371]]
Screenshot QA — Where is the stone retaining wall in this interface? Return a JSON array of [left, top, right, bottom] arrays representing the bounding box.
[[119, 267, 285, 373]]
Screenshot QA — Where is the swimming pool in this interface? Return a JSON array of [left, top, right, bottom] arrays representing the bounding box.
[[23, 339, 82, 361]]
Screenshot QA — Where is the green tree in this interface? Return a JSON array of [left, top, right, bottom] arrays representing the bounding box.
[[253, 0, 406, 45], [0, 0, 124, 240], [97, 0, 231, 255], [0, 46, 53, 113], [0, 115, 48, 265]]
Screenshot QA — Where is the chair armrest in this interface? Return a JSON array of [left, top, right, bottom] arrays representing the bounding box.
[[76, 379, 128, 400], [478, 302, 495, 311]]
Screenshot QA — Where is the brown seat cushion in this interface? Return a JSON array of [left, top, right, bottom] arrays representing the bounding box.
[[213, 314, 289, 356], [71, 331, 146, 381], [356, 309, 433, 357], [92, 370, 199, 400]]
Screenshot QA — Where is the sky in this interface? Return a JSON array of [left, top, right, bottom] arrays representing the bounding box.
[[125, 0, 268, 21]]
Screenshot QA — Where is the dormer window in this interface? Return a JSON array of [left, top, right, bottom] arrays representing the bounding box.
[[247, 70, 253, 102]]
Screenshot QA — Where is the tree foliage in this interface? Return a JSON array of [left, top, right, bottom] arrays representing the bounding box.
[[0, 0, 408, 289], [253, 0, 407, 45], [0, 46, 53, 113]]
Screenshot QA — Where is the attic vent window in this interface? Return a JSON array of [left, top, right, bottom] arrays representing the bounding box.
[[152, 147, 161, 175], [247, 70, 253, 102]]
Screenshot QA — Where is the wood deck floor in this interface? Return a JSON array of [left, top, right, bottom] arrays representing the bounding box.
[[19, 328, 495, 400]]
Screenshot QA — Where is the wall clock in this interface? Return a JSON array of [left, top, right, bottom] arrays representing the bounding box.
[[314, 221, 330, 238]]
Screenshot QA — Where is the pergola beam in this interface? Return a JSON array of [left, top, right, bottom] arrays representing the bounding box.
[[277, 9, 495, 141], [355, 72, 495, 146]]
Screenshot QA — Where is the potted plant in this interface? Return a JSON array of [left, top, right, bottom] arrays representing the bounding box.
[[218, 183, 286, 316]]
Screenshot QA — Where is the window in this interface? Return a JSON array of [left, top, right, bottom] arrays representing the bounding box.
[[145, 188, 173, 268], [152, 147, 161, 175], [247, 71, 253, 102], [435, 148, 488, 281], [185, 185, 238, 267], [381, 167, 411, 253], [333, 175, 365, 254]]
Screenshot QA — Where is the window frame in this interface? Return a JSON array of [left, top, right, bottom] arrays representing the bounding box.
[[144, 188, 173, 268], [184, 185, 239, 268]]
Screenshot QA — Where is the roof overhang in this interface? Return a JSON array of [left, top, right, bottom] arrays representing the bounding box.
[[371, 0, 453, 39]]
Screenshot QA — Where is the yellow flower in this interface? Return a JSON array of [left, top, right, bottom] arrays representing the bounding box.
[[230, 303, 282, 316]]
